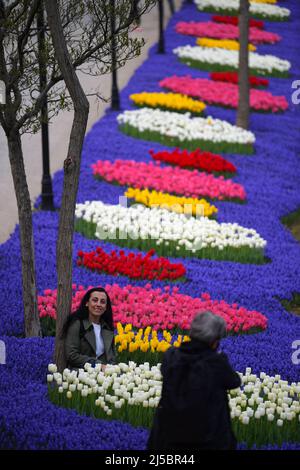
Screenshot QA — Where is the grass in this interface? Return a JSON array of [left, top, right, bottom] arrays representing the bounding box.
[[282, 206, 300, 242], [279, 292, 300, 317], [279, 207, 300, 316]]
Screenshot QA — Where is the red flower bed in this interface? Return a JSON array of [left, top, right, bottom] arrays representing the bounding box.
[[77, 247, 186, 281], [149, 148, 236, 174], [210, 71, 269, 88], [212, 15, 264, 29]]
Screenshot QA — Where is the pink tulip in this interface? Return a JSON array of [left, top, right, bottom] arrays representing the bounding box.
[[38, 284, 267, 333], [160, 76, 288, 113], [175, 21, 280, 44], [92, 160, 246, 201]]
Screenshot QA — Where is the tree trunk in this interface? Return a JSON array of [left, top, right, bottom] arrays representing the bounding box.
[[236, 0, 250, 129], [45, 0, 89, 371], [7, 131, 41, 337]]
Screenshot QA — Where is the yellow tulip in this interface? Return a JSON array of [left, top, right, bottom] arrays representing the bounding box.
[[251, 0, 276, 4], [130, 92, 206, 114], [125, 188, 218, 218], [196, 38, 256, 52]]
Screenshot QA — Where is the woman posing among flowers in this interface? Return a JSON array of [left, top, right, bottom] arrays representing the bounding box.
[[63, 287, 116, 370]]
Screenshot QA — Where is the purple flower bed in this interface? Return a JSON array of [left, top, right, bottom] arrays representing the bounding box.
[[1, 0, 300, 449]]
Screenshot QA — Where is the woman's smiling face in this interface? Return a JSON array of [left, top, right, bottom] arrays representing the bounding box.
[[86, 291, 107, 323]]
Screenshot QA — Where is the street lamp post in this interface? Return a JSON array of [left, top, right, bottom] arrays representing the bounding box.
[[37, 1, 54, 210], [157, 0, 165, 54], [167, 0, 175, 14], [110, 0, 120, 110]]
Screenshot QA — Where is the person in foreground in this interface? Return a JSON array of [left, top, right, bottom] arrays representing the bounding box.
[[147, 311, 241, 450], [63, 287, 116, 370]]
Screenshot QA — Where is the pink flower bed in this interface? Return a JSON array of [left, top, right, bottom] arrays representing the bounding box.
[[175, 21, 280, 44], [38, 284, 268, 333], [160, 76, 288, 113], [92, 159, 246, 201]]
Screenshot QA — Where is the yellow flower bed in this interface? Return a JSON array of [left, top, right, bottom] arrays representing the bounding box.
[[115, 323, 190, 354], [251, 0, 277, 4], [130, 92, 206, 114], [125, 187, 218, 218], [196, 38, 256, 52]]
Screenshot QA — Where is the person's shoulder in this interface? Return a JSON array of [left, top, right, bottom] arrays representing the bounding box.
[[162, 346, 177, 364]]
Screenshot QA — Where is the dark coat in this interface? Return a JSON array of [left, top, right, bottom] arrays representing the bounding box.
[[147, 339, 241, 450], [65, 318, 116, 369]]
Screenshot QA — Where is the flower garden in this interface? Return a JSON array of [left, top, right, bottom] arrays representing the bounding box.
[[1, 0, 300, 451]]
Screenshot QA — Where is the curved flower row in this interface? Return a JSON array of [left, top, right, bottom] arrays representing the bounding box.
[[194, 0, 290, 20], [77, 248, 186, 281], [125, 187, 218, 218], [252, 0, 277, 4], [149, 148, 236, 174], [130, 92, 206, 115], [117, 108, 255, 154], [160, 76, 288, 113], [197, 38, 256, 51], [115, 323, 190, 356], [210, 71, 269, 88], [47, 363, 300, 447], [39, 284, 268, 332], [176, 21, 280, 44], [91, 159, 246, 201], [173, 45, 291, 77], [212, 15, 264, 29], [74, 201, 267, 262]]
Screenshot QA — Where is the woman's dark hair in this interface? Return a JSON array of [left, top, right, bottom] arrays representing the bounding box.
[[61, 287, 114, 338]]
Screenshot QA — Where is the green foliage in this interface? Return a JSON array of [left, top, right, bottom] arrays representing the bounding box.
[[0, 0, 157, 134]]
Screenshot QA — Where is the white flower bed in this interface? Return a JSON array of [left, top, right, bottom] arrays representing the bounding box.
[[75, 201, 267, 252], [48, 362, 162, 413], [117, 108, 255, 145], [48, 363, 300, 426], [174, 46, 291, 75], [194, 0, 290, 19]]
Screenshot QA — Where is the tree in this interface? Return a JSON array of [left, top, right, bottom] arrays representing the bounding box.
[[0, 0, 156, 344], [236, 0, 250, 129]]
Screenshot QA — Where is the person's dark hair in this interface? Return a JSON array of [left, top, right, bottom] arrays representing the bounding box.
[[61, 287, 114, 338]]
